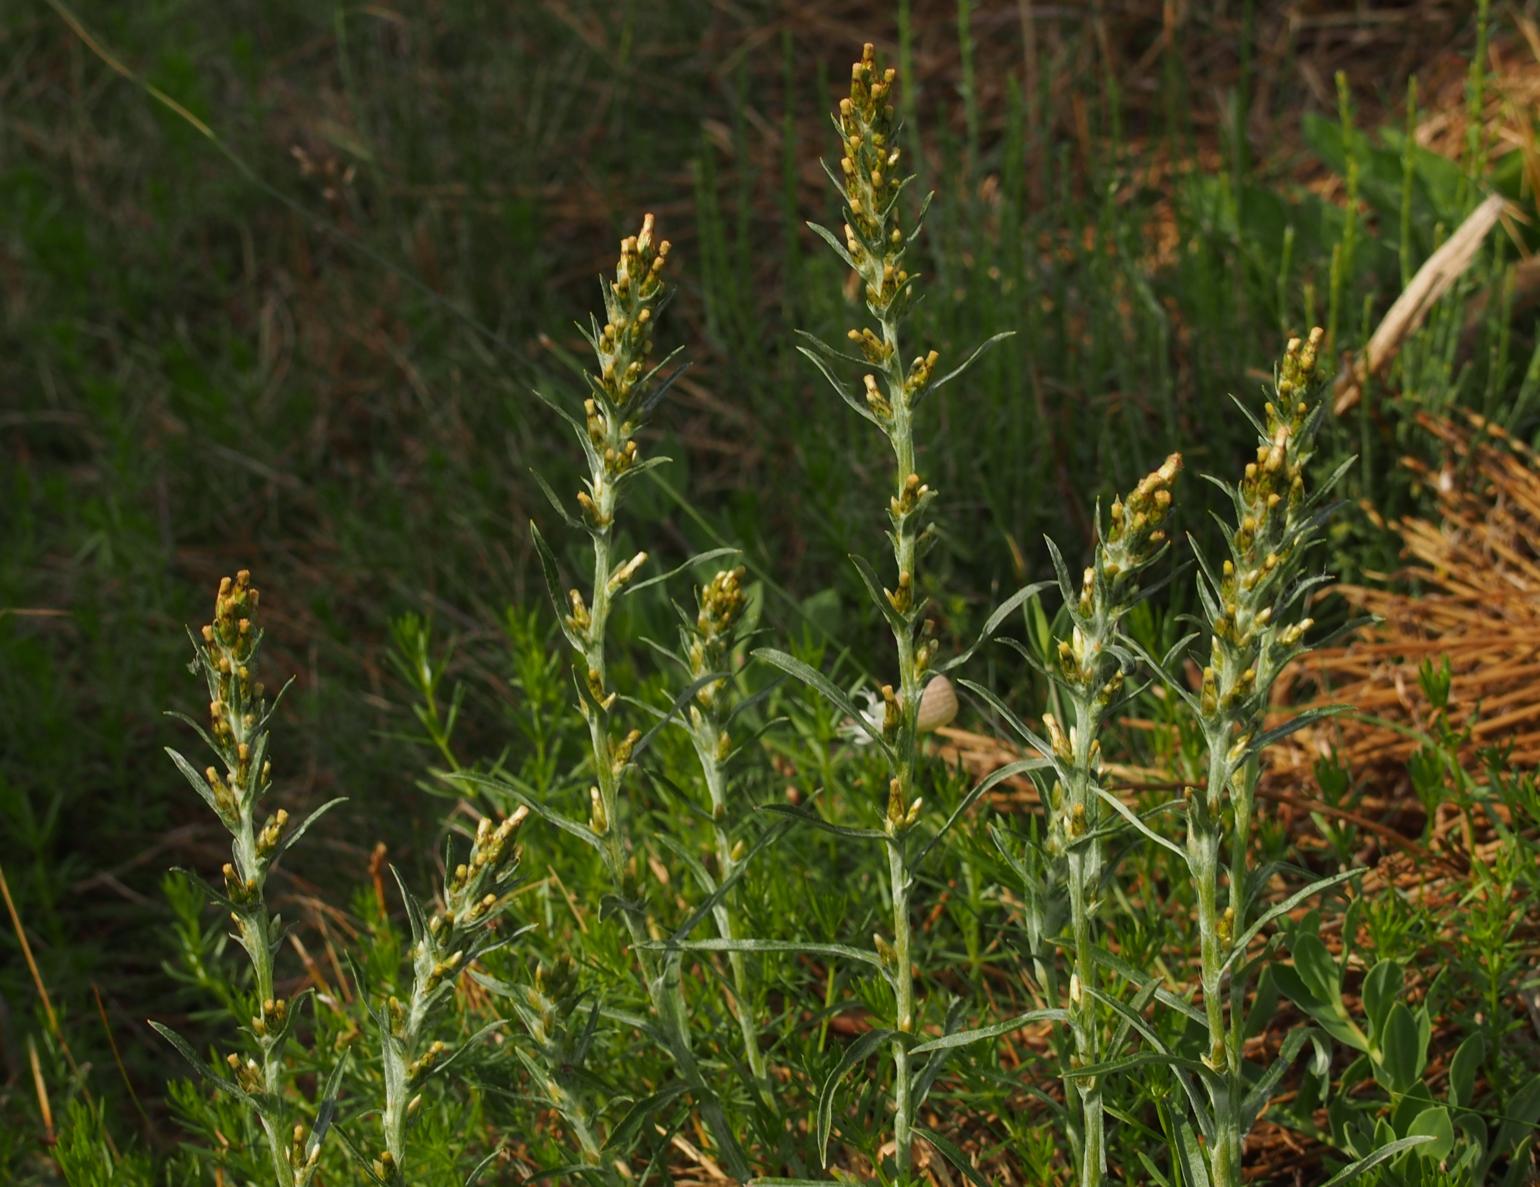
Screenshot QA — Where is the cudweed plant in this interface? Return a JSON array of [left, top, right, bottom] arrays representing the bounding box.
[[158, 572, 344, 1186], [522, 214, 751, 1179], [967, 456, 1182, 1187], [673, 566, 769, 1085], [757, 43, 1030, 1181], [368, 805, 528, 1184], [1159, 329, 1371, 1186]]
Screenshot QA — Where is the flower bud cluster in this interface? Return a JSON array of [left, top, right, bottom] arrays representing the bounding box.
[[688, 566, 747, 709], [435, 805, 529, 950], [573, 215, 674, 531], [1199, 329, 1328, 759]]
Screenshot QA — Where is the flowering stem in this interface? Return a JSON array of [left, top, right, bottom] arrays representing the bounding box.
[[1044, 454, 1179, 1187], [1182, 329, 1332, 1187], [552, 218, 749, 1181]]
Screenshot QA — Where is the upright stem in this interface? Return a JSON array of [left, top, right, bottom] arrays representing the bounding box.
[[1046, 454, 1179, 1187], [1192, 734, 1239, 1187], [695, 726, 769, 1085], [881, 273, 922, 1182], [1065, 688, 1104, 1187], [887, 838, 914, 1173], [1181, 329, 1330, 1186]]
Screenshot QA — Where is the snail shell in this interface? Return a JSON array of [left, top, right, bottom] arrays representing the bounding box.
[[916, 675, 958, 733]]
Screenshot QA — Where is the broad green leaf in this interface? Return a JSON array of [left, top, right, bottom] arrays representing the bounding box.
[[1406, 1105, 1454, 1162], [1289, 933, 1342, 1007], [1362, 960, 1403, 1044], [1378, 1002, 1421, 1094], [1447, 1031, 1484, 1110]]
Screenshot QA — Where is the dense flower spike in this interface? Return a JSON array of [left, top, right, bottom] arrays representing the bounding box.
[[374, 806, 529, 1184], [1183, 328, 1339, 1187], [162, 573, 340, 1187], [674, 566, 767, 1083], [1034, 455, 1181, 1187]]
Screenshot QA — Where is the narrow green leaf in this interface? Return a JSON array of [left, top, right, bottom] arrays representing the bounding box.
[[148, 1021, 246, 1100], [529, 521, 585, 652], [849, 553, 911, 635], [638, 936, 886, 973], [1318, 1136, 1434, 1186], [934, 581, 1051, 675], [753, 648, 894, 760], [913, 1127, 993, 1187], [805, 219, 857, 271], [1173, 1116, 1211, 1187], [1221, 869, 1361, 977], [916, 331, 1015, 405], [165, 747, 227, 824], [1092, 784, 1187, 863], [956, 679, 1067, 784], [529, 467, 581, 530], [913, 758, 1048, 872], [757, 802, 889, 842], [909, 1007, 1066, 1054], [272, 797, 347, 866], [818, 1027, 894, 1165], [794, 345, 883, 429]]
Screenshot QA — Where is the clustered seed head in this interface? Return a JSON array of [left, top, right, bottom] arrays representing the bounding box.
[[1055, 456, 1182, 698], [688, 566, 748, 714], [596, 214, 671, 410], [839, 45, 901, 246], [696, 566, 747, 645]]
